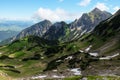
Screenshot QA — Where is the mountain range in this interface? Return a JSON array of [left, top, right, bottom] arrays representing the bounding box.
[[13, 8, 112, 42], [0, 8, 119, 79]]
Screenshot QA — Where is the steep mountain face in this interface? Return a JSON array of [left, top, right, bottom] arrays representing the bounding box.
[[80, 9, 120, 76], [80, 9, 120, 54], [92, 9, 120, 54], [69, 8, 112, 36], [43, 21, 70, 40], [93, 9, 120, 36], [62, 8, 112, 41], [15, 20, 52, 40]]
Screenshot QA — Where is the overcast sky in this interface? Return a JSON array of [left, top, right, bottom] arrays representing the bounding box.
[[0, 0, 119, 22]]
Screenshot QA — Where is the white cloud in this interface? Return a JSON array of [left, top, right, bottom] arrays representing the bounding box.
[[113, 6, 119, 12], [95, 2, 109, 11], [78, 0, 91, 6], [113, 6, 119, 14], [33, 7, 82, 22], [59, 0, 64, 2]]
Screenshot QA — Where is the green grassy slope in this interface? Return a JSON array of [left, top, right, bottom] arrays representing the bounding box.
[[0, 35, 89, 78]]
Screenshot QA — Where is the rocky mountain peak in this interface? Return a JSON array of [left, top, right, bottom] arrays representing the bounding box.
[[42, 19, 51, 23], [14, 20, 52, 40], [39, 19, 52, 26], [68, 8, 112, 39], [91, 8, 102, 13]]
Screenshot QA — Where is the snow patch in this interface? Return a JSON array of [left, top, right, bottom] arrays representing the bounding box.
[[82, 77, 88, 80], [72, 33, 79, 40], [70, 68, 81, 75], [71, 28, 75, 32], [73, 30, 78, 35], [74, 33, 79, 38], [52, 69, 57, 72], [56, 60, 62, 62], [99, 53, 119, 60], [79, 50, 84, 53], [65, 56, 73, 60], [85, 45, 92, 52], [41, 57, 44, 59], [52, 75, 65, 78], [31, 75, 47, 79], [80, 30, 87, 36], [89, 52, 98, 57]]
